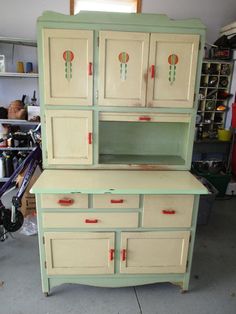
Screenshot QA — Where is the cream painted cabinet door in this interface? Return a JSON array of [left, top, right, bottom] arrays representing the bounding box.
[[147, 34, 199, 108], [43, 29, 93, 105], [44, 232, 115, 275], [120, 231, 190, 274], [99, 31, 149, 107], [45, 110, 93, 165]]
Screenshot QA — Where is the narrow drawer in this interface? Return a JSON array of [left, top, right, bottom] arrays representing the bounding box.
[[93, 195, 139, 208], [42, 212, 139, 228], [41, 194, 88, 209], [142, 195, 194, 228]]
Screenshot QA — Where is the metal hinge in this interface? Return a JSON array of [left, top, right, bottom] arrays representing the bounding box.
[[189, 235, 192, 243], [194, 93, 196, 102], [97, 36, 99, 47], [199, 41, 201, 50], [42, 236, 45, 245], [45, 151, 48, 159], [186, 260, 189, 269], [44, 261, 47, 269], [96, 90, 99, 99]]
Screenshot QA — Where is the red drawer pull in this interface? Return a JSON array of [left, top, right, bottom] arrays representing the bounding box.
[[110, 199, 124, 204], [109, 249, 115, 261], [139, 116, 151, 121], [58, 198, 74, 206], [151, 65, 155, 78], [162, 210, 176, 215], [88, 62, 93, 75], [88, 132, 92, 144], [121, 249, 126, 261], [85, 219, 98, 224]]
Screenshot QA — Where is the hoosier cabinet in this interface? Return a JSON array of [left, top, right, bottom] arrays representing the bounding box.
[[31, 11, 208, 295]]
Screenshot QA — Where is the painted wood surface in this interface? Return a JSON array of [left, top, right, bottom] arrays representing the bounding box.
[[31, 170, 208, 194], [44, 232, 115, 275], [120, 231, 190, 274], [45, 110, 93, 165], [43, 29, 93, 105], [142, 195, 194, 228]]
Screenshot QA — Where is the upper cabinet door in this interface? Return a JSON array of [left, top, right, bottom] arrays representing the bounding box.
[[43, 29, 93, 105], [99, 31, 149, 107], [45, 110, 93, 165], [147, 34, 199, 108]]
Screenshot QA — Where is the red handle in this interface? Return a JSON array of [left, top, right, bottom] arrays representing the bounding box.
[[109, 249, 115, 261], [162, 210, 176, 215], [110, 199, 124, 204], [88, 62, 93, 75], [58, 198, 74, 206], [121, 249, 126, 261], [88, 132, 92, 144], [85, 219, 98, 223], [151, 65, 155, 78], [139, 116, 151, 121]]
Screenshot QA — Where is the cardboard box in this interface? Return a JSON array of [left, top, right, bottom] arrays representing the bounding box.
[[16, 166, 42, 217]]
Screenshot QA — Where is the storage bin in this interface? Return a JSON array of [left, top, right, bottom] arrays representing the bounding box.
[[197, 178, 218, 225], [218, 128, 232, 141]]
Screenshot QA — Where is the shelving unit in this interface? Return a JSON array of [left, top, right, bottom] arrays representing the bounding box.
[[197, 59, 233, 139], [0, 120, 39, 183]]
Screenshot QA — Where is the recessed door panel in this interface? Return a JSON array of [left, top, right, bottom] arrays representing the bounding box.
[[99, 31, 149, 107], [44, 232, 115, 275], [120, 231, 190, 273], [45, 110, 93, 165], [43, 29, 93, 105], [147, 33, 199, 108]]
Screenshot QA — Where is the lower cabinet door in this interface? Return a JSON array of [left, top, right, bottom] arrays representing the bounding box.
[[44, 232, 115, 275], [120, 231, 190, 274]]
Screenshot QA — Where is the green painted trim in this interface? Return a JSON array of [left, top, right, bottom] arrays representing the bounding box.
[[38, 11, 206, 30], [48, 274, 185, 289]]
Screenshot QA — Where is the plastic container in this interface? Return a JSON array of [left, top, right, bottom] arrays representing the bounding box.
[[232, 103, 236, 128], [218, 128, 232, 141], [197, 177, 218, 225]]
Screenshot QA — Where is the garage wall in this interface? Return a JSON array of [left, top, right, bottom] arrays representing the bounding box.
[[0, 0, 235, 42]]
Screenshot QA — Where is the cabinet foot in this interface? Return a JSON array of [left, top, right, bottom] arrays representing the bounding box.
[[44, 292, 49, 297], [181, 289, 188, 294]]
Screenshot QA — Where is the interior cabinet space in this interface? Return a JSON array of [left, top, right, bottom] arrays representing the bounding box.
[[45, 110, 93, 165], [99, 31, 199, 108], [120, 231, 190, 274], [197, 60, 233, 139], [42, 29, 93, 105], [99, 113, 192, 166], [44, 232, 115, 275]]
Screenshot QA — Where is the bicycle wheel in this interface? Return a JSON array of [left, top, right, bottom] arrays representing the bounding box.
[[2, 209, 24, 232]]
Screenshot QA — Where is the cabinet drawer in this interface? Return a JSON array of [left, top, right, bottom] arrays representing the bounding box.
[[92, 195, 139, 208], [41, 194, 88, 209], [142, 195, 194, 228], [42, 212, 139, 228]]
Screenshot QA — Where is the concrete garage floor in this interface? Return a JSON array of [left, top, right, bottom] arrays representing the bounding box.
[[0, 198, 236, 314]]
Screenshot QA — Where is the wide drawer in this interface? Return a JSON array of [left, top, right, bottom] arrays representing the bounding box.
[[142, 195, 194, 228], [42, 212, 139, 228], [92, 194, 139, 208], [40, 194, 88, 209]]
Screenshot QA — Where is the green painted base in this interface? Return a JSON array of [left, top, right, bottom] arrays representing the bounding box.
[[43, 274, 189, 294]]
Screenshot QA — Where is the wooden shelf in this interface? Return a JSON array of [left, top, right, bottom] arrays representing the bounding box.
[[0, 72, 38, 78], [0, 37, 37, 47], [0, 119, 39, 125], [99, 154, 185, 165], [0, 147, 34, 151]]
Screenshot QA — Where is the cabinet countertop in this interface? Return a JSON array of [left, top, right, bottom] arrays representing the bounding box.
[[31, 170, 208, 195]]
